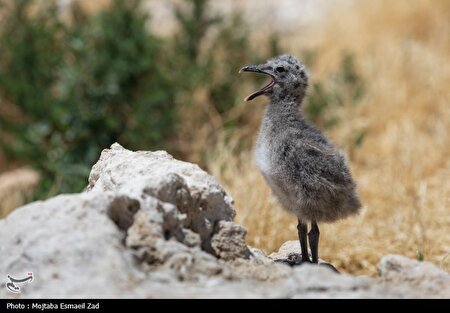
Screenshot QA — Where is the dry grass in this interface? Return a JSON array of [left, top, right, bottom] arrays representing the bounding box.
[[0, 168, 40, 218], [206, 0, 450, 276]]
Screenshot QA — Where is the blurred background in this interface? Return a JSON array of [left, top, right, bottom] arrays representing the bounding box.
[[0, 0, 449, 276]]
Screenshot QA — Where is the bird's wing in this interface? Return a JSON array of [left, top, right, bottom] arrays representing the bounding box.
[[280, 140, 352, 191], [302, 141, 337, 157]]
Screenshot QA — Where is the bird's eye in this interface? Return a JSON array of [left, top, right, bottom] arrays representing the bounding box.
[[276, 67, 286, 73]]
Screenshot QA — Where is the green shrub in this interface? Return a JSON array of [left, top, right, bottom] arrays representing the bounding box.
[[0, 0, 276, 198], [0, 0, 175, 196]]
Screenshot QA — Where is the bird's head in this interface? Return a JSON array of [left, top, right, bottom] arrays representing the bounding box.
[[240, 54, 308, 104]]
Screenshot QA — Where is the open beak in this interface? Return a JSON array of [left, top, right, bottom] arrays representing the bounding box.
[[239, 65, 276, 101]]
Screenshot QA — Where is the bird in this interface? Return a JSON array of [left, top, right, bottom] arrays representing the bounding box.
[[240, 54, 362, 265]]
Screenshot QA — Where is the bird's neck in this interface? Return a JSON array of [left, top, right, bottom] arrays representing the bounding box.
[[265, 99, 305, 123]]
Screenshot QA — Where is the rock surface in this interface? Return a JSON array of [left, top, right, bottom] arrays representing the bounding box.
[[0, 143, 448, 298]]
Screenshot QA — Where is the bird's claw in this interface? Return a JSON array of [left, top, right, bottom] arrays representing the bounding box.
[[274, 253, 310, 266], [274, 253, 340, 273]]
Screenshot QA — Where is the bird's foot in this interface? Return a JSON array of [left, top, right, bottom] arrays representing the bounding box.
[[274, 253, 340, 274], [274, 252, 311, 266]]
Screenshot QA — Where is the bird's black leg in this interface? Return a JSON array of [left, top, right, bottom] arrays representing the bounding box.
[[297, 219, 310, 263], [308, 221, 320, 263]]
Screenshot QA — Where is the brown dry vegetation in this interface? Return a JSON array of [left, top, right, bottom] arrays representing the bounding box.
[[204, 0, 450, 276], [0, 168, 40, 217]]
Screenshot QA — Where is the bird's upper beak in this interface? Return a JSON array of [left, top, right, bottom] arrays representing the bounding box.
[[239, 64, 276, 101], [239, 65, 264, 74]]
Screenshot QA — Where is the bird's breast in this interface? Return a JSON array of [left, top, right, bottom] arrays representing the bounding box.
[[255, 139, 273, 175]]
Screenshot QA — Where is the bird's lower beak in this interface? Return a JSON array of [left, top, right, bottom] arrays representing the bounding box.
[[239, 65, 275, 101]]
